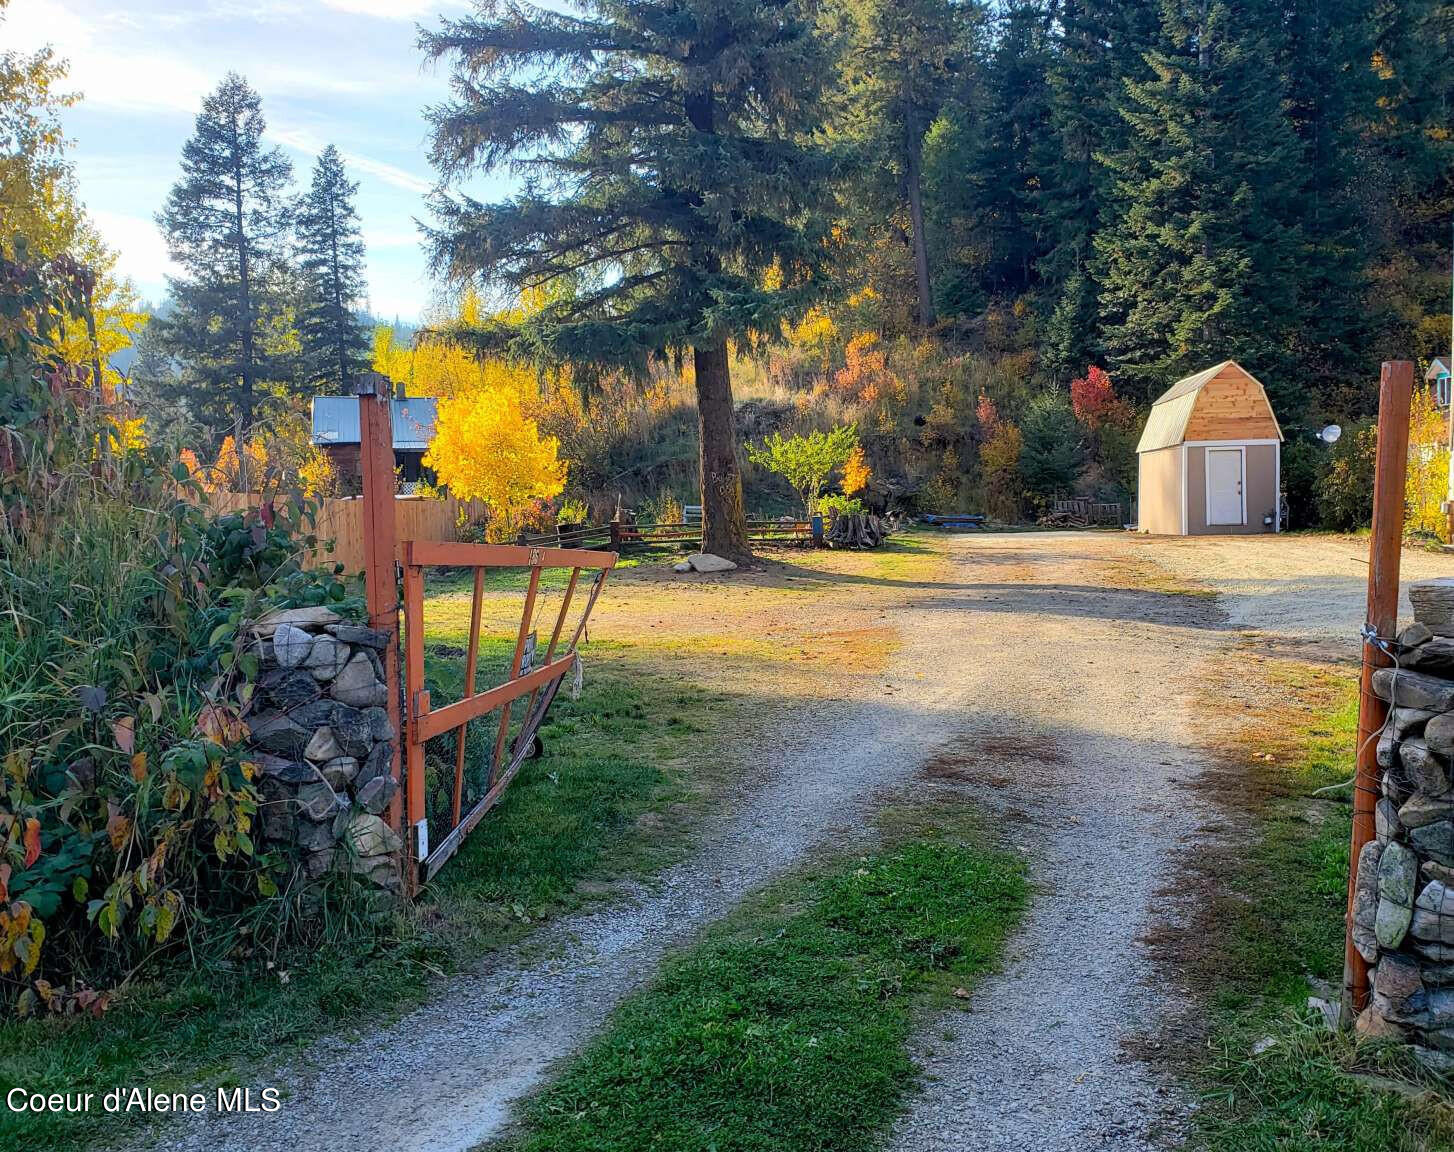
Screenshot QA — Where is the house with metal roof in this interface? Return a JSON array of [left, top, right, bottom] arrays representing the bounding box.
[[1425, 357, 1451, 409], [1135, 360, 1283, 535], [311, 395, 438, 491]]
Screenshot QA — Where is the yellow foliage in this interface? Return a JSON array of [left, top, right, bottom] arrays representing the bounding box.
[[111, 413, 146, 454], [1406, 386, 1450, 541], [209, 435, 270, 493], [423, 383, 566, 533], [843, 442, 871, 495], [299, 446, 340, 499]]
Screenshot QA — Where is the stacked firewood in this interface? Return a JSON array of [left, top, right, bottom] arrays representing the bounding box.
[[825, 511, 887, 549]]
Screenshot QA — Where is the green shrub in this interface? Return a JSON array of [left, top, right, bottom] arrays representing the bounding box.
[[819, 493, 866, 517], [1315, 420, 1376, 531], [0, 245, 359, 1009]]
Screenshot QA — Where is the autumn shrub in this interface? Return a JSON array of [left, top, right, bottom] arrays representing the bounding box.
[[1, 246, 357, 1010], [1406, 386, 1450, 542], [1316, 420, 1377, 531]]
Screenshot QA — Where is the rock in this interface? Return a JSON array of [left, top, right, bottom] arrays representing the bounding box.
[[304, 634, 349, 681], [298, 816, 338, 853], [252, 751, 311, 785], [1377, 796, 1401, 843], [1355, 1005, 1408, 1042], [1401, 738, 1451, 795], [289, 699, 337, 731], [1392, 707, 1440, 740], [1372, 668, 1454, 712], [1400, 622, 1435, 649], [1428, 713, 1454, 760], [356, 774, 397, 815], [303, 848, 337, 880], [1376, 842, 1419, 947], [1422, 961, 1454, 987], [364, 706, 395, 745], [1375, 950, 1425, 1012], [1378, 728, 1400, 770], [1400, 793, 1454, 830], [330, 704, 373, 757], [672, 560, 692, 573], [1410, 821, 1454, 867], [1385, 769, 1411, 807], [330, 653, 388, 708], [1404, 638, 1454, 677], [1412, 1045, 1454, 1075], [345, 811, 402, 859], [1353, 840, 1385, 963], [1415, 940, 1454, 962], [1411, 578, 1454, 636], [685, 552, 737, 573], [356, 741, 393, 789], [304, 726, 344, 764], [1307, 995, 1340, 1032], [259, 669, 322, 712], [320, 756, 359, 790], [363, 646, 386, 682], [1412, 881, 1454, 945], [247, 711, 308, 757], [1425, 859, 1454, 886], [271, 623, 313, 669], [297, 780, 345, 823], [328, 623, 391, 649], [249, 605, 340, 638]]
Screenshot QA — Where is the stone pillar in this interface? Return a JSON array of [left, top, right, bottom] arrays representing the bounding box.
[[243, 605, 403, 897], [1352, 578, 1454, 1065]]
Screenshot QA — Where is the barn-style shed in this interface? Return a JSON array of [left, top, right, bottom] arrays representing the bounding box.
[[1135, 360, 1283, 536]]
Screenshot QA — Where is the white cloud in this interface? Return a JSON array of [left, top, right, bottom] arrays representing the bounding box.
[[319, 0, 445, 19], [90, 209, 175, 289], [270, 125, 434, 194]]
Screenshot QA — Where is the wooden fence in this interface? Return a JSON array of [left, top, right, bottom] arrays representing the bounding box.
[[208, 493, 487, 573], [517, 518, 817, 550]]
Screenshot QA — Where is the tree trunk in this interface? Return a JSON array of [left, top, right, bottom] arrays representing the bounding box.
[[906, 135, 936, 328], [692, 341, 749, 557], [231, 121, 255, 440]]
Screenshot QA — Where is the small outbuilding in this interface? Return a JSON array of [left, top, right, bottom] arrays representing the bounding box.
[[1135, 360, 1283, 536]]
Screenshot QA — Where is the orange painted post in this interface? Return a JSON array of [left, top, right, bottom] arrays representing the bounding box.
[[402, 548, 428, 893], [1343, 361, 1413, 1022], [357, 372, 403, 839]]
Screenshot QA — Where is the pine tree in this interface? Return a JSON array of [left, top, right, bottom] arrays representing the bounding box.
[[1096, 0, 1304, 412], [1037, 0, 1160, 381], [926, 0, 1054, 308], [421, 0, 834, 556], [154, 73, 294, 436], [828, 0, 979, 327], [296, 145, 369, 394]]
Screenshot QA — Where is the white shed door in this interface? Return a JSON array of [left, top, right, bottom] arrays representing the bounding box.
[[1206, 448, 1244, 525]]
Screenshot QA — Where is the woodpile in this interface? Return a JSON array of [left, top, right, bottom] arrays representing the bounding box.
[[826, 511, 887, 549]]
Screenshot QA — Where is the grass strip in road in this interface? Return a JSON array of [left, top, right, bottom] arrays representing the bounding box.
[[1189, 667, 1454, 1150], [502, 820, 1026, 1152]]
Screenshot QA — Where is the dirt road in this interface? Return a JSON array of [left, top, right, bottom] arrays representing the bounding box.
[[147, 531, 1448, 1152]]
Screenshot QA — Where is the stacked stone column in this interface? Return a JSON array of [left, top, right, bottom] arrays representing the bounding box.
[[243, 605, 403, 897], [1354, 578, 1454, 1053]]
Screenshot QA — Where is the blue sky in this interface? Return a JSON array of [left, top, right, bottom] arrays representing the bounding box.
[[8, 0, 509, 322]]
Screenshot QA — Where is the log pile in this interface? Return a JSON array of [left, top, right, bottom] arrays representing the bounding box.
[[1353, 578, 1454, 1062], [826, 511, 887, 549]]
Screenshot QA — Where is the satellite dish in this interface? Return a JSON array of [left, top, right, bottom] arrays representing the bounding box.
[[1320, 424, 1342, 444]]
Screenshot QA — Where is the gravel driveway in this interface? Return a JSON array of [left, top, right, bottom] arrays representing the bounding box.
[[142, 531, 1449, 1152]]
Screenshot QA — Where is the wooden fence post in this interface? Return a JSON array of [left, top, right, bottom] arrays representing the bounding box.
[[357, 372, 404, 838], [1343, 360, 1413, 1023]]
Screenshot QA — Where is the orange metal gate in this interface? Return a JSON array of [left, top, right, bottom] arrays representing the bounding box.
[[399, 539, 616, 888]]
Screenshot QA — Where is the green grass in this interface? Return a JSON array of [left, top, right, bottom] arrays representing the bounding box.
[[1191, 679, 1454, 1150], [0, 652, 717, 1152], [500, 814, 1026, 1152]]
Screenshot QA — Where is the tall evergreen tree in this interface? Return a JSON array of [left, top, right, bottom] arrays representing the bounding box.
[[1038, 0, 1160, 381], [828, 0, 978, 327], [1095, 0, 1304, 412], [296, 145, 369, 393], [421, 0, 834, 555], [154, 72, 294, 435]]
